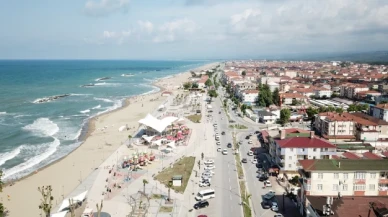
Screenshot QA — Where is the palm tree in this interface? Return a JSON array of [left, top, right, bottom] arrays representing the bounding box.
[[96, 200, 103, 217], [167, 182, 173, 201], [143, 179, 148, 194]]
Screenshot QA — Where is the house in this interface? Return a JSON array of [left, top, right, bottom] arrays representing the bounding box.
[[196, 75, 209, 88], [370, 103, 388, 122], [314, 88, 333, 98], [238, 89, 259, 105], [340, 83, 369, 99], [270, 130, 337, 172], [280, 93, 307, 105], [268, 82, 280, 92], [257, 110, 277, 124], [355, 90, 381, 100], [314, 112, 356, 141], [245, 109, 258, 123]]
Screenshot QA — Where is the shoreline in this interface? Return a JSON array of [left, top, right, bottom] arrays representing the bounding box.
[[1, 62, 219, 217]]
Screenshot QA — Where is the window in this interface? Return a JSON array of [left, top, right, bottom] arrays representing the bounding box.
[[289, 156, 292, 160], [343, 173, 348, 179], [354, 172, 366, 179], [370, 173, 376, 179], [334, 173, 339, 179], [288, 164, 292, 168], [353, 184, 366, 191], [306, 185, 311, 191], [317, 184, 323, 191], [342, 184, 348, 191], [290, 148, 294, 151], [333, 184, 338, 191], [313, 148, 316, 152], [318, 173, 323, 179], [369, 184, 375, 191]]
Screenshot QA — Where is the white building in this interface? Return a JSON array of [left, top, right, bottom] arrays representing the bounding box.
[[268, 82, 280, 92], [314, 88, 333, 98], [238, 89, 258, 105], [270, 131, 337, 172], [298, 159, 388, 217], [257, 110, 277, 124], [314, 112, 355, 141]]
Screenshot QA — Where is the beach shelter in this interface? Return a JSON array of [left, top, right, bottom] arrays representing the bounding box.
[[73, 190, 88, 202], [118, 125, 126, 132], [58, 200, 70, 212], [167, 141, 176, 149], [142, 135, 155, 143], [51, 211, 68, 217]]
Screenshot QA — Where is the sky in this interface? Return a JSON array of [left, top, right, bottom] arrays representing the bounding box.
[[0, 0, 388, 60]]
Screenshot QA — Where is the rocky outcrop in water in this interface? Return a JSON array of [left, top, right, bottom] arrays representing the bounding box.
[[33, 94, 71, 104]]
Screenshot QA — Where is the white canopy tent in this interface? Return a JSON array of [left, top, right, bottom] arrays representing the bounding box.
[[158, 105, 165, 110], [58, 191, 88, 212], [73, 191, 88, 202], [152, 139, 165, 147], [118, 125, 126, 132], [58, 200, 70, 212], [142, 135, 155, 143], [166, 141, 176, 149], [51, 211, 68, 217], [138, 114, 178, 133]]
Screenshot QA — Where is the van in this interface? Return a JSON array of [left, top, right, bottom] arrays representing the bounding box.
[[195, 189, 215, 201]]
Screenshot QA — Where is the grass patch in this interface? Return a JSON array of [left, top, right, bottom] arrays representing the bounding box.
[[186, 114, 202, 123], [151, 194, 162, 199], [239, 181, 252, 217], [232, 132, 244, 178], [159, 206, 173, 213], [229, 124, 248, 129], [155, 156, 195, 193]]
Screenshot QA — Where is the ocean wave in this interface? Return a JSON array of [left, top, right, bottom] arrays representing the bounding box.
[[33, 94, 71, 104], [95, 77, 112, 81], [92, 105, 101, 109], [0, 146, 23, 166], [94, 97, 114, 103], [94, 82, 121, 87], [2, 138, 60, 180], [121, 73, 134, 77], [0, 111, 6, 115], [72, 114, 90, 117], [143, 78, 155, 82], [80, 109, 90, 114], [22, 118, 59, 137], [71, 93, 92, 96]]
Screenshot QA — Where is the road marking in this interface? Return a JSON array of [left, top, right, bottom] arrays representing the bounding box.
[[230, 195, 232, 200], [230, 186, 232, 190], [229, 178, 231, 183]]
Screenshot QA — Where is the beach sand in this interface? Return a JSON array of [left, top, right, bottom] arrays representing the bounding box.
[[1, 62, 218, 217]]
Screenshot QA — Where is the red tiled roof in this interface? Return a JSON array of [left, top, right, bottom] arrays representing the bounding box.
[[275, 137, 336, 148], [342, 152, 360, 159], [362, 152, 382, 159], [332, 155, 340, 159]]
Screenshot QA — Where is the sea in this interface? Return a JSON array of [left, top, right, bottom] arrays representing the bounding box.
[[0, 60, 208, 180]]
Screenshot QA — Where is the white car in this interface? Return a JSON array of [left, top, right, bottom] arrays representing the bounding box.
[[251, 159, 257, 164], [202, 173, 213, 178], [203, 169, 215, 175], [204, 159, 215, 165], [216, 141, 221, 145], [248, 140, 253, 144], [264, 180, 272, 187], [247, 151, 253, 156], [222, 149, 228, 155], [217, 147, 222, 152], [199, 181, 211, 187], [204, 165, 215, 170]]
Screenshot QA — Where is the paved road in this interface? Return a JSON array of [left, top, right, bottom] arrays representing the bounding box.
[[194, 94, 242, 217]]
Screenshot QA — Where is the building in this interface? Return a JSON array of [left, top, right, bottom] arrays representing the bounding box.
[[257, 110, 277, 124], [196, 75, 209, 88], [268, 82, 280, 92], [340, 83, 369, 99], [280, 93, 307, 105], [314, 88, 333, 98], [270, 130, 337, 172], [370, 103, 388, 122], [238, 89, 259, 105], [314, 112, 356, 141]]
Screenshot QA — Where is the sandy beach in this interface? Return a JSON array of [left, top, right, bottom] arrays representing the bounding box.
[[1, 62, 218, 217]]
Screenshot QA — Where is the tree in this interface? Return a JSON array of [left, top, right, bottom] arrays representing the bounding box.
[[38, 185, 54, 217], [242, 71, 246, 77], [205, 79, 213, 87], [272, 88, 280, 106], [0, 170, 4, 216], [167, 182, 173, 201], [327, 106, 336, 112], [306, 107, 319, 120], [208, 90, 218, 98], [347, 104, 357, 112], [258, 84, 272, 107], [280, 109, 291, 126], [335, 107, 344, 114], [183, 82, 192, 90], [192, 83, 199, 88], [96, 200, 103, 217], [143, 179, 148, 194], [223, 99, 227, 107]]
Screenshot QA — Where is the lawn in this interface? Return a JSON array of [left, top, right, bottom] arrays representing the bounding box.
[[155, 156, 195, 193], [186, 114, 202, 123], [159, 206, 173, 213], [239, 181, 252, 217], [229, 124, 248, 129]]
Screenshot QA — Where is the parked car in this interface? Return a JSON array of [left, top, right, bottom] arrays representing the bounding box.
[[199, 181, 211, 187], [194, 200, 209, 209], [261, 200, 271, 209], [222, 149, 228, 155], [263, 190, 276, 200], [252, 159, 257, 164], [245, 136, 250, 139], [248, 140, 253, 144], [204, 159, 215, 165], [227, 143, 232, 148], [271, 202, 279, 212], [241, 158, 248, 163], [259, 175, 268, 182], [217, 147, 222, 152], [247, 151, 253, 156], [256, 163, 263, 168], [203, 169, 215, 175], [221, 131, 225, 135], [202, 172, 213, 178], [204, 165, 215, 170], [274, 214, 283, 217], [264, 180, 272, 187]]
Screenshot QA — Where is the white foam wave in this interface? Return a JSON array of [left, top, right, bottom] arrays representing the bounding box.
[[94, 82, 121, 87], [121, 74, 134, 77], [72, 114, 90, 117], [0, 146, 23, 166], [3, 138, 60, 180], [0, 112, 6, 115], [143, 78, 155, 82], [92, 105, 101, 109], [22, 118, 59, 137], [94, 97, 113, 103], [71, 93, 92, 96], [80, 109, 90, 114]]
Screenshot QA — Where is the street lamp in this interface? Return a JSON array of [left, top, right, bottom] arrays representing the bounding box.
[[283, 192, 287, 211]]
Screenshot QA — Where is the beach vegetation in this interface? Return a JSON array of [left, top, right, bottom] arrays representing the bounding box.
[[186, 114, 201, 123], [96, 200, 103, 217], [38, 185, 54, 217], [0, 170, 4, 216], [191, 83, 199, 89], [208, 90, 218, 98], [183, 82, 192, 90], [155, 156, 195, 194], [159, 206, 173, 213], [142, 179, 148, 195], [205, 78, 212, 87]]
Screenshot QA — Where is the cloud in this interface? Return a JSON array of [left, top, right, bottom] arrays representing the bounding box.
[[85, 0, 130, 17], [137, 21, 154, 34], [103, 31, 117, 38], [154, 18, 199, 43]]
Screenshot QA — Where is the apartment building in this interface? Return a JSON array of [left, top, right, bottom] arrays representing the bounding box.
[[370, 103, 388, 122], [234, 82, 257, 97], [340, 83, 369, 99], [270, 130, 336, 172], [314, 112, 355, 141], [298, 159, 388, 217], [238, 89, 258, 105], [314, 88, 333, 98], [280, 93, 307, 105]]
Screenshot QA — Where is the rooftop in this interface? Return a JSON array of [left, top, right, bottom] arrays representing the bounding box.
[[299, 159, 388, 171], [275, 136, 336, 148]]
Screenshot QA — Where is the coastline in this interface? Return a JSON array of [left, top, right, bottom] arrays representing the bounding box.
[[1, 62, 219, 217]]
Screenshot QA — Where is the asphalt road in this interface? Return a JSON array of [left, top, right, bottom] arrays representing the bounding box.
[[194, 94, 242, 217]]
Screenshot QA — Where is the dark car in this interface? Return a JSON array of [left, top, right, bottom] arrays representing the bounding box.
[[194, 200, 209, 209], [245, 135, 251, 139], [256, 163, 263, 168], [241, 158, 248, 163], [255, 131, 260, 134], [259, 175, 268, 181], [219, 111, 221, 114], [227, 143, 232, 148], [221, 131, 225, 135], [261, 200, 271, 209]]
